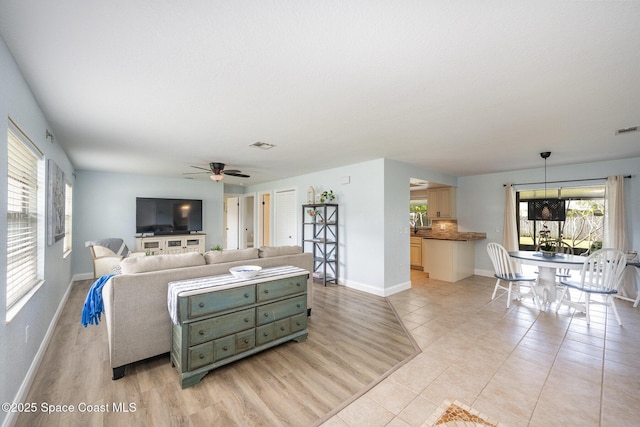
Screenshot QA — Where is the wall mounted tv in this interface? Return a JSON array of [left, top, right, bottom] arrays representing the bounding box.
[[136, 197, 203, 235]]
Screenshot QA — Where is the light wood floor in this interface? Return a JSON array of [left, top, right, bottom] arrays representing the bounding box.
[[16, 280, 418, 427]]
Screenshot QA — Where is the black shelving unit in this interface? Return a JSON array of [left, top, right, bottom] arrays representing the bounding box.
[[302, 203, 338, 286]]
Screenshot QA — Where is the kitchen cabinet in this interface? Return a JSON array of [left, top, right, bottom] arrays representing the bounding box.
[[427, 187, 456, 219], [422, 238, 475, 282], [410, 237, 423, 268]]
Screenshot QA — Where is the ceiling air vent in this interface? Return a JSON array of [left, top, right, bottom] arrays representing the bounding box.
[[250, 141, 276, 150], [615, 126, 639, 135]]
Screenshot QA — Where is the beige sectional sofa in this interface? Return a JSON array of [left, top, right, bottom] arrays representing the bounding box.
[[101, 246, 313, 379]]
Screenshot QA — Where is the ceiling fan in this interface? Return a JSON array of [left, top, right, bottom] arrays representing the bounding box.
[[184, 162, 250, 181]]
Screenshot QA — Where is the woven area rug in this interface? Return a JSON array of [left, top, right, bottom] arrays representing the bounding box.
[[422, 399, 505, 427]]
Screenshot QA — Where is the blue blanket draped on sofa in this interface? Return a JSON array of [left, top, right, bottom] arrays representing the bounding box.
[[81, 274, 115, 327]]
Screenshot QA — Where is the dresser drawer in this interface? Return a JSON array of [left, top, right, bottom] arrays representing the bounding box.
[[188, 341, 214, 370], [213, 335, 236, 362], [256, 295, 307, 326], [273, 318, 291, 340], [189, 308, 255, 345], [290, 312, 307, 333], [188, 285, 255, 319], [235, 329, 255, 353], [256, 323, 274, 346], [256, 275, 307, 303]]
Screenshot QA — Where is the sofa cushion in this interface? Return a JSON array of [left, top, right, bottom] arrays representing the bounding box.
[[204, 248, 259, 264], [121, 252, 206, 274], [258, 245, 303, 258]]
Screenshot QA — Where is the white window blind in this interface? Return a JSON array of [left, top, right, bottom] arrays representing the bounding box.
[[7, 121, 43, 312], [63, 182, 73, 255]]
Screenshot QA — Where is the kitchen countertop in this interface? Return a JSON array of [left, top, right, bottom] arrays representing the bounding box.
[[414, 230, 487, 241]]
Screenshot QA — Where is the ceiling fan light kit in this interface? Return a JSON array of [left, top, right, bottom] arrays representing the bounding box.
[[185, 162, 250, 181]]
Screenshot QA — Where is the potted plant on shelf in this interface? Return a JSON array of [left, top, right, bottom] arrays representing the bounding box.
[[319, 190, 335, 203]]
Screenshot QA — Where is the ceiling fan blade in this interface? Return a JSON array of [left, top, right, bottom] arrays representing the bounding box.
[[182, 171, 209, 175], [190, 165, 212, 171], [224, 171, 250, 178]]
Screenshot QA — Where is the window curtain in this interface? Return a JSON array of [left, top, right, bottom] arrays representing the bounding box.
[[503, 184, 519, 252], [603, 175, 626, 251]]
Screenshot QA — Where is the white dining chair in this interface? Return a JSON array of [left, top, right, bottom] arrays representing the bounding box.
[[555, 248, 627, 325], [487, 243, 540, 309]]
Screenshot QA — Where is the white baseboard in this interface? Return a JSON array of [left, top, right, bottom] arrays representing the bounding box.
[[474, 268, 494, 278], [340, 278, 411, 297], [74, 272, 95, 281], [2, 279, 75, 427]]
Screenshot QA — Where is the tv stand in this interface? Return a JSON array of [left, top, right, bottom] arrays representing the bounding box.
[[135, 234, 206, 255]]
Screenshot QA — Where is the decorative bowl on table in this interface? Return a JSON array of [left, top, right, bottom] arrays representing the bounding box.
[[626, 251, 638, 262], [229, 265, 262, 279]]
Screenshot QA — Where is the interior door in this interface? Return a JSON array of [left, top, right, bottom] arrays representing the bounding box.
[[225, 196, 240, 250], [243, 194, 255, 248], [259, 193, 271, 246], [274, 189, 297, 246]]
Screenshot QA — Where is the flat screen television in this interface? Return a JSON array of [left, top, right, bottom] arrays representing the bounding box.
[[136, 197, 203, 234]]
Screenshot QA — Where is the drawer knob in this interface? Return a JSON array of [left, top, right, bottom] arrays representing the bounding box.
[[244, 317, 249, 322], [222, 346, 229, 351], [244, 293, 249, 298], [264, 289, 269, 294], [297, 304, 301, 308], [198, 330, 205, 336], [264, 313, 269, 317], [244, 339, 249, 344], [263, 332, 269, 337], [296, 282, 301, 287], [280, 326, 285, 331], [199, 302, 205, 308], [199, 353, 205, 359]]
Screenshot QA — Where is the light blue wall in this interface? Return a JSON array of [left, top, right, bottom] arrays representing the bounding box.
[[0, 37, 75, 425], [73, 171, 225, 276], [458, 157, 640, 274], [246, 158, 458, 296]]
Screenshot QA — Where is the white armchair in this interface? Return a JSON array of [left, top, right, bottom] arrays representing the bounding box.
[[86, 239, 144, 277]]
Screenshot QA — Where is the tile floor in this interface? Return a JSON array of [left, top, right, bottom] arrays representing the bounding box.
[[321, 270, 640, 427]]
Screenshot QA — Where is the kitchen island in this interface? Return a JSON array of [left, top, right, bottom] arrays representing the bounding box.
[[414, 222, 486, 282]]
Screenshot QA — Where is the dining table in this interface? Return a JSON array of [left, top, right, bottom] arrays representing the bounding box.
[[509, 250, 588, 311]]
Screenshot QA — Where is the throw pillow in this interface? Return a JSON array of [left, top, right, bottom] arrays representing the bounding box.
[[204, 248, 259, 264], [258, 245, 302, 258]]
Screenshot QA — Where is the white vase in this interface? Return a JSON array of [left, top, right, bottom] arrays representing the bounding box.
[[307, 186, 315, 204]]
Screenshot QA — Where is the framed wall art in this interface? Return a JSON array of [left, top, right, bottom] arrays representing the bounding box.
[[48, 159, 66, 245]]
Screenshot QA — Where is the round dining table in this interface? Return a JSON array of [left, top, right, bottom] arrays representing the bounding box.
[[509, 250, 588, 310]]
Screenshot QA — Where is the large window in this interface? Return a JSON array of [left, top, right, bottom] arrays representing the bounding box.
[[517, 186, 605, 254], [7, 119, 44, 316]]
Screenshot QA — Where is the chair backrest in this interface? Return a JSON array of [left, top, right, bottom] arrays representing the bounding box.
[[578, 248, 627, 291], [487, 243, 517, 278]]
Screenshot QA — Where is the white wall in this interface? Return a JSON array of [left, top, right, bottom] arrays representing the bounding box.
[[73, 171, 225, 276], [0, 37, 75, 426], [458, 157, 640, 274]]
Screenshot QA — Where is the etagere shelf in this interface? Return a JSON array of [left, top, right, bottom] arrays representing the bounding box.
[[301, 203, 338, 286]]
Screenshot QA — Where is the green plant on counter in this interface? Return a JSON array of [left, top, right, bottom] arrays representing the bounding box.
[[210, 245, 223, 251]]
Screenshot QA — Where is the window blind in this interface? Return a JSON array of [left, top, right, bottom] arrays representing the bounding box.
[[7, 122, 42, 311]]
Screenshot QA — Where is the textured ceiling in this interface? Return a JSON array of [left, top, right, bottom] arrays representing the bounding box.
[[1, 1, 639, 185]]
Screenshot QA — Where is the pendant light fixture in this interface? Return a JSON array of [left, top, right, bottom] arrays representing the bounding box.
[[540, 151, 552, 220]]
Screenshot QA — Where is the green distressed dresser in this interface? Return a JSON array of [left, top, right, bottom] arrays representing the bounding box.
[[168, 266, 309, 388]]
